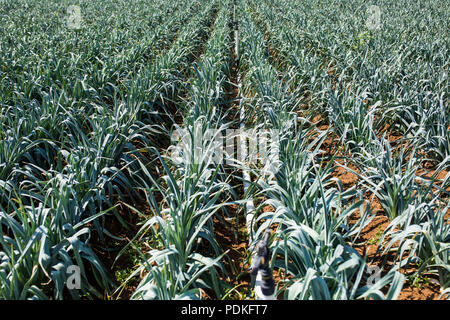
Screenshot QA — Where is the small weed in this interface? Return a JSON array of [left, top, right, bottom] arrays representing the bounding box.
[[367, 227, 383, 245], [408, 274, 431, 289]]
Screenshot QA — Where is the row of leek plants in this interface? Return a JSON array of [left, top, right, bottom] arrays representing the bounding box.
[[237, 0, 405, 300], [116, 0, 237, 300]]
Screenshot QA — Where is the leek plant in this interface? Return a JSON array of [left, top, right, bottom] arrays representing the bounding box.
[[376, 199, 449, 290], [327, 85, 380, 156], [355, 141, 422, 220]]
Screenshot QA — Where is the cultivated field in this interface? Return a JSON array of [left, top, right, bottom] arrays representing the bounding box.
[[0, 0, 448, 300]]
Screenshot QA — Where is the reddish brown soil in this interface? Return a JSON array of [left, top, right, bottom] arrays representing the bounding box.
[[397, 282, 443, 300], [332, 161, 359, 187]]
